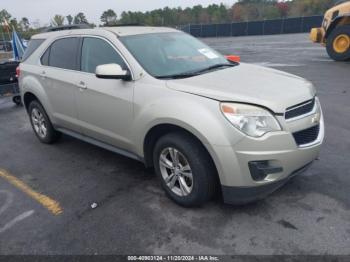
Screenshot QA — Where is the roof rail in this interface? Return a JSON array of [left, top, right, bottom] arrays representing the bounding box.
[[103, 23, 145, 27], [43, 24, 92, 32]]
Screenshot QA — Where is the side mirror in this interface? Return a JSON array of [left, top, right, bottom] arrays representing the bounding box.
[[95, 63, 131, 80]]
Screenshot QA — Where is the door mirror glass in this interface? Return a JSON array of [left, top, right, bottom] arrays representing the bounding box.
[[95, 63, 131, 80]]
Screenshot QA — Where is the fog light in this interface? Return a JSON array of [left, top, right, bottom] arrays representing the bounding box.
[[248, 161, 283, 181]]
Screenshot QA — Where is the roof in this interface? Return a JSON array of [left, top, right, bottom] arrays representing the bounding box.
[[102, 26, 179, 36], [32, 26, 180, 40], [43, 24, 92, 32]]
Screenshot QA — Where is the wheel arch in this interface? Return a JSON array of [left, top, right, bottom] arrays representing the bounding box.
[[326, 15, 350, 39], [23, 92, 39, 112], [143, 123, 221, 185], [21, 75, 54, 120]]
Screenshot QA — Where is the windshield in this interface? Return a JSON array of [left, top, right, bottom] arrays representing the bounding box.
[[120, 32, 233, 78]]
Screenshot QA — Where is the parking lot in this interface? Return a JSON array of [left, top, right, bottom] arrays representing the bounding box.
[[0, 33, 349, 255]]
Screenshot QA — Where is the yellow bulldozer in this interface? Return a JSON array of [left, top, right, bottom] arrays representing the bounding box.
[[310, 0, 350, 61]]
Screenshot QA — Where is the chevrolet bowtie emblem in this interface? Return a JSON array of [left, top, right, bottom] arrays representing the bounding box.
[[311, 113, 321, 124]]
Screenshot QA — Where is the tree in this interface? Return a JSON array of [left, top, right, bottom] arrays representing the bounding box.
[[276, 2, 289, 18], [10, 18, 19, 30], [192, 5, 203, 24], [0, 9, 11, 23], [66, 15, 73, 25], [19, 17, 30, 31], [74, 12, 88, 24], [51, 15, 65, 27], [231, 4, 244, 21], [101, 9, 117, 26], [0, 1, 339, 35]]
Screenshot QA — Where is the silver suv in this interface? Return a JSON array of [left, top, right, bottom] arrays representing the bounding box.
[[19, 26, 324, 206]]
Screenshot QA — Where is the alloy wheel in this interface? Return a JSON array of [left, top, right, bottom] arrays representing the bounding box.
[[159, 147, 193, 197], [31, 108, 47, 138]]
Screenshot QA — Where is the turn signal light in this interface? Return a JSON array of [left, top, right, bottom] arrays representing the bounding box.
[[226, 55, 241, 63]]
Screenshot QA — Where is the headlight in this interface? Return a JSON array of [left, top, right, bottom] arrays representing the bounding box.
[[220, 103, 281, 137]]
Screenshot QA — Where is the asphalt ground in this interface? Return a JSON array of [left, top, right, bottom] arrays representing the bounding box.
[[0, 33, 349, 255]]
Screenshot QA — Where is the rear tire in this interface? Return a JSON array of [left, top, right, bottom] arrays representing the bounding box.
[[326, 25, 350, 61], [153, 132, 217, 207], [28, 100, 61, 144], [12, 96, 22, 106]]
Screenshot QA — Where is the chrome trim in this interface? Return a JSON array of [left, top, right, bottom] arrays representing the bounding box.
[[37, 34, 135, 80], [297, 98, 324, 148], [285, 98, 317, 122], [287, 99, 314, 111]]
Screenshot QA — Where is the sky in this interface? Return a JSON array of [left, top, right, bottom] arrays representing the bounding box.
[[2, 0, 235, 26]]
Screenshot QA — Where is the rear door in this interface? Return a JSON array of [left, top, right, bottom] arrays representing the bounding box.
[[42, 37, 82, 132], [75, 36, 134, 151]]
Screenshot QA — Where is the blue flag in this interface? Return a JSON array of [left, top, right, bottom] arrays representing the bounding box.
[[12, 29, 26, 61]]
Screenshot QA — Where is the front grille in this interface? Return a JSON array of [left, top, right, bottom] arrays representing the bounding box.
[[285, 98, 315, 120], [293, 125, 320, 146]]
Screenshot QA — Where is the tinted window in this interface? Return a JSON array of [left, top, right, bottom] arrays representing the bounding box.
[[22, 39, 45, 61], [49, 38, 79, 70], [81, 37, 126, 73], [41, 48, 50, 66]]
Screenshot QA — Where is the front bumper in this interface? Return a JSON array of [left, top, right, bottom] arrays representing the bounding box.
[[222, 162, 313, 205], [310, 27, 325, 43], [209, 102, 324, 205]]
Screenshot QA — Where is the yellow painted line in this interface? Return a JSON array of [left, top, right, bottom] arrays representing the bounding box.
[[0, 169, 63, 215]]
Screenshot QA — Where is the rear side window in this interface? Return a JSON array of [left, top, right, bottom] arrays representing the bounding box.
[[49, 37, 80, 70], [41, 48, 50, 66], [22, 39, 45, 61], [81, 37, 126, 73]]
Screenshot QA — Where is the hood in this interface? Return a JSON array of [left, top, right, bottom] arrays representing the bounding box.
[[166, 63, 315, 113], [325, 2, 350, 21]]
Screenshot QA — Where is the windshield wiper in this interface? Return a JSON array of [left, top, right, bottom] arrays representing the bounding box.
[[155, 72, 200, 79], [155, 62, 238, 80], [194, 63, 237, 74]]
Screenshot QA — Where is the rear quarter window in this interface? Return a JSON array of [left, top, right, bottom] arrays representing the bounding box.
[[22, 39, 45, 61], [41, 48, 50, 66]]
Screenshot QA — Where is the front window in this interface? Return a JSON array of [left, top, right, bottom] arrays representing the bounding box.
[[81, 37, 127, 73], [120, 32, 234, 79]]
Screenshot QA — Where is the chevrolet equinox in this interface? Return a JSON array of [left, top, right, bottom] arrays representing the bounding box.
[[19, 27, 324, 206]]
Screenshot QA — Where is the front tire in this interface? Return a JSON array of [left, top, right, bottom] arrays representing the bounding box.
[[28, 100, 61, 144], [153, 132, 217, 207], [326, 25, 350, 61]]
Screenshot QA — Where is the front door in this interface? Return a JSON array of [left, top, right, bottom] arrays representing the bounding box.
[[75, 37, 134, 151]]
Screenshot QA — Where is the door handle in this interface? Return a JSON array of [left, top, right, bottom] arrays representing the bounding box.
[[78, 81, 87, 90]]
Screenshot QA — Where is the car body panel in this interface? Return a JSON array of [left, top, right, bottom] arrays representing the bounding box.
[[19, 26, 324, 204], [166, 63, 316, 114], [75, 71, 135, 150], [130, 75, 246, 154], [41, 66, 82, 133]]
